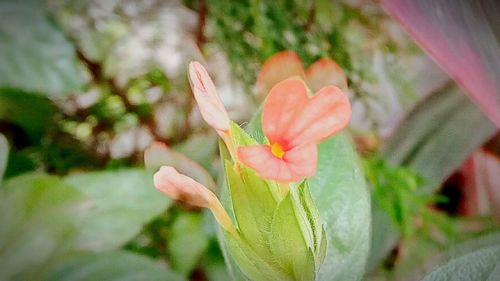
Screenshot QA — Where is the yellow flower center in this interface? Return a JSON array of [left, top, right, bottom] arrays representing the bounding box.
[[271, 143, 285, 158]]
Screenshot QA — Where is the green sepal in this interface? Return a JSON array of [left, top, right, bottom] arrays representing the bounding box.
[[302, 249, 317, 281], [297, 182, 326, 265], [230, 121, 258, 147], [224, 231, 289, 281], [318, 227, 328, 266], [270, 193, 316, 281], [224, 160, 276, 258]]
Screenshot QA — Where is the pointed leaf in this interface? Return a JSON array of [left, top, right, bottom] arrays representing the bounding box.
[[318, 227, 328, 266], [270, 193, 315, 281], [382, 0, 500, 126], [307, 134, 371, 281], [224, 233, 289, 281], [224, 160, 276, 258], [297, 183, 324, 257], [216, 143, 248, 281]]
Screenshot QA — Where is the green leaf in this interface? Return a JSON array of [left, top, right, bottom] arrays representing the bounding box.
[[168, 212, 209, 277], [64, 169, 170, 251], [43, 250, 185, 281], [0, 173, 87, 281], [0, 134, 8, 181], [0, 89, 57, 142], [421, 245, 500, 281], [382, 85, 496, 191], [0, 0, 84, 95], [307, 134, 371, 281]]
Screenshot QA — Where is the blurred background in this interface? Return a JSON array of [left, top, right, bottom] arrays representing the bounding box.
[[0, 0, 498, 280]]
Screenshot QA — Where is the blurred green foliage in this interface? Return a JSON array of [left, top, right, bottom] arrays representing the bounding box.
[[364, 156, 435, 238], [0, 0, 85, 95]]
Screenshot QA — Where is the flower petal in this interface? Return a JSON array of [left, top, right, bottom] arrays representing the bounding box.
[[153, 166, 214, 208], [284, 85, 351, 148], [237, 144, 317, 182], [283, 143, 317, 178], [262, 79, 309, 150], [188, 61, 230, 133], [305, 58, 348, 92], [255, 51, 305, 100]]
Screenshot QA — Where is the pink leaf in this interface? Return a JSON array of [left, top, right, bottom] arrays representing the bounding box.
[[382, 0, 500, 127]]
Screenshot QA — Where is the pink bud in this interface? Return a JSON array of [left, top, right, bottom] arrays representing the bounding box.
[[153, 166, 214, 208], [188, 61, 230, 135]]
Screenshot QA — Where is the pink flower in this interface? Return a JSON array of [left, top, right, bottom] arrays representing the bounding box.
[[188, 61, 230, 136], [154, 166, 235, 233], [254, 51, 348, 100], [238, 79, 351, 182], [254, 51, 305, 99]]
